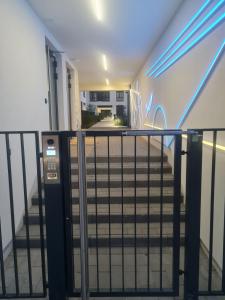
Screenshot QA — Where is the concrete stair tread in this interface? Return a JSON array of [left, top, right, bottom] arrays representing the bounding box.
[[32, 195, 182, 206], [34, 187, 176, 199], [15, 236, 185, 248], [73, 174, 174, 181], [16, 223, 185, 239], [71, 161, 172, 169], [27, 203, 185, 216], [72, 187, 175, 196], [71, 156, 168, 163]]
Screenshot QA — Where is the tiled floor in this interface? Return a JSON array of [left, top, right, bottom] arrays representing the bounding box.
[[1, 246, 223, 300]]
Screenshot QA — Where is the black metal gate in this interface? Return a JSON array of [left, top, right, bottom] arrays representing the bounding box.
[[42, 129, 182, 299], [0, 131, 46, 299], [1, 129, 225, 300], [42, 128, 225, 300]]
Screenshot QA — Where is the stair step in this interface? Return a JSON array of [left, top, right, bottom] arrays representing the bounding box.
[[17, 223, 185, 238], [15, 236, 185, 248], [69, 173, 175, 189], [72, 187, 175, 196], [71, 156, 168, 164], [33, 186, 177, 203], [27, 203, 184, 215], [25, 212, 186, 225], [71, 164, 172, 175], [32, 195, 182, 205], [71, 180, 174, 189]]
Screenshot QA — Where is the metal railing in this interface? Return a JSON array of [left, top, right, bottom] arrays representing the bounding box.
[[44, 129, 183, 298], [0, 131, 46, 299], [1, 128, 225, 300], [184, 129, 225, 298]]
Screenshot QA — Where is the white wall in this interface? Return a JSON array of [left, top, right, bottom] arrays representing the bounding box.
[[131, 0, 225, 268], [0, 0, 80, 250], [72, 68, 81, 129]]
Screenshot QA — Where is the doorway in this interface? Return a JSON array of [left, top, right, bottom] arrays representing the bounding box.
[[46, 44, 59, 131], [67, 68, 73, 130]]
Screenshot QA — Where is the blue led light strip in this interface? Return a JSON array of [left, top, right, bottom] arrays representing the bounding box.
[[149, 0, 225, 77], [175, 39, 225, 131], [146, 93, 153, 113], [145, 0, 212, 76], [153, 104, 168, 129], [154, 13, 225, 78]]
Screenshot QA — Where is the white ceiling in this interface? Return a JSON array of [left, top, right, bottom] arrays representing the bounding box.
[[27, 0, 183, 90]]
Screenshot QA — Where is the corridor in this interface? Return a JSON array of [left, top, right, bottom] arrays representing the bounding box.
[[90, 117, 126, 130], [0, 0, 225, 300]]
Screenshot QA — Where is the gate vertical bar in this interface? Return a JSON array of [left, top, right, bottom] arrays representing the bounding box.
[[61, 133, 74, 294], [5, 134, 19, 295], [173, 134, 182, 295], [160, 136, 164, 290], [35, 132, 47, 296], [77, 131, 89, 300], [20, 133, 33, 295], [208, 130, 217, 292], [0, 220, 6, 296], [184, 131, 203, 300], [42, 133, 67, 300]]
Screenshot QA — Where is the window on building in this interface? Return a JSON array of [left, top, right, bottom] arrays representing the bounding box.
[[116, 105, 125, 118], [90, 91, 110, 102], [116, 91, 124, 101]]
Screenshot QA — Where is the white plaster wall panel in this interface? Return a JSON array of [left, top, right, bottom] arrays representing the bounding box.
[[131, 0, 225, 269], [0, 0, 80, 249]]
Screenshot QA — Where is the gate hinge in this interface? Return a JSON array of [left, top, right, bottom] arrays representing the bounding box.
[[179, 269, 185, 275], [181, 150, 188, 155]]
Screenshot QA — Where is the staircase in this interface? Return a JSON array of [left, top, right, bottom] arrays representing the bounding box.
[[15, 137, 185, 248], [14, 136, 185, 290]]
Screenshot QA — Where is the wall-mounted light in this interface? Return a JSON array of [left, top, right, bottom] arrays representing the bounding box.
[[102, 54, 108, 71], [105, 78, 109, 85], [92, 0, 103, 22]]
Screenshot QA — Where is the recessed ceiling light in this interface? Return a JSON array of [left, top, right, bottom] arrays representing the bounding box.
[[92, 0, 103, 22], [102, 54, 108, 71]]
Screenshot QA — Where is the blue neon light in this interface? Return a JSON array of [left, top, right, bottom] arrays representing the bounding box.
[[146, 93, 153, 113], [154, 13, 225, 78], [145, 0, 212, 76], [149, 0, 225, 77], [153, 104, 168, 129], [175, 39, 225, 130]]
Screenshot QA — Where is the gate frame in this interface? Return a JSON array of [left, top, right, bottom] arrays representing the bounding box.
[[0, 131, 47, 299], [41, 129, 225, 300], [45, 129, 183, 299], [184, 131, 203, 300]]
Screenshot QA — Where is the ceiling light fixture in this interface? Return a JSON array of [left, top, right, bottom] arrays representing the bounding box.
[[92, 0, 103, 22], [102, 54, 108, 71]]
